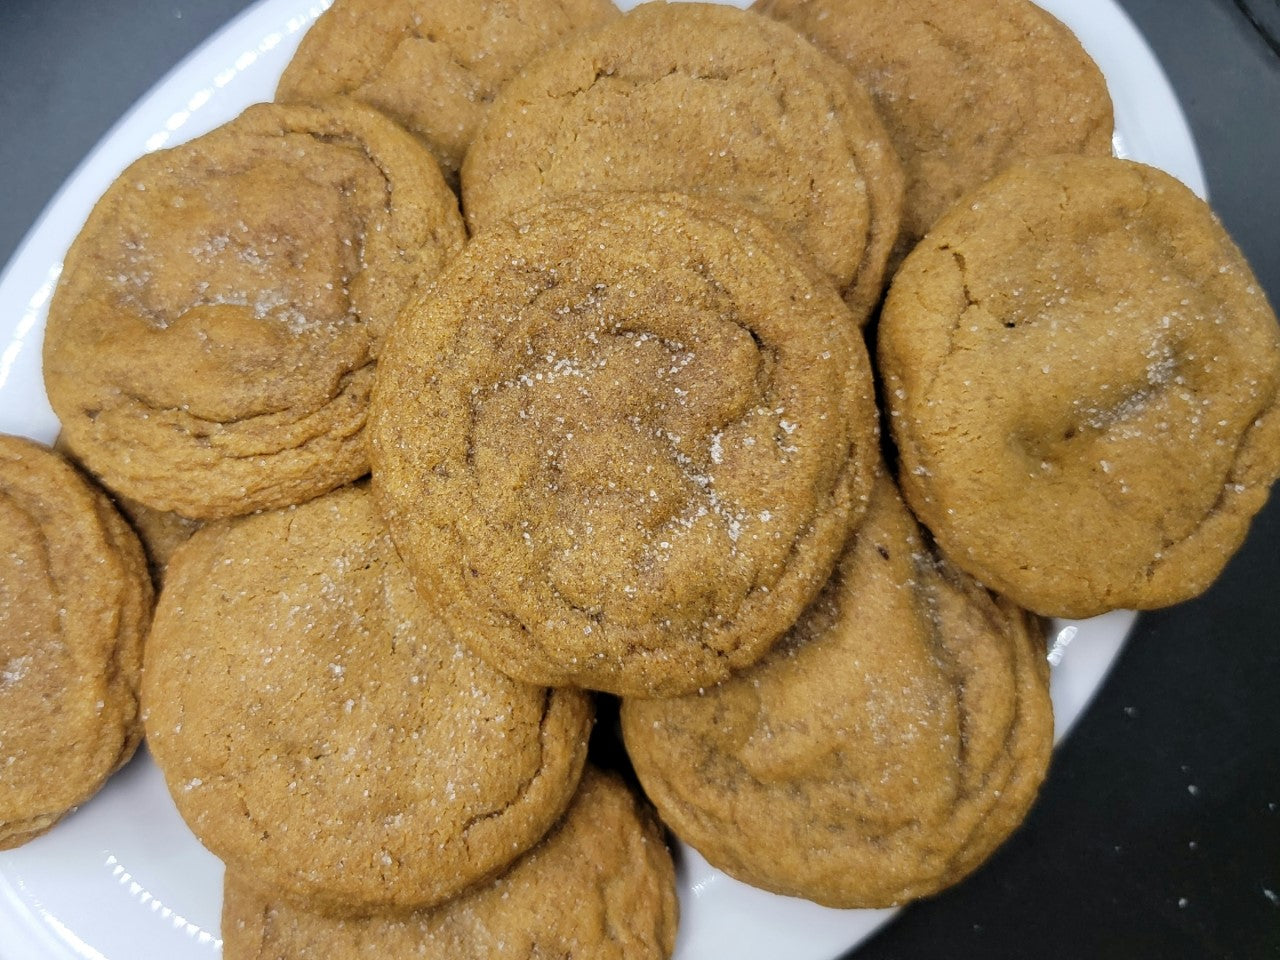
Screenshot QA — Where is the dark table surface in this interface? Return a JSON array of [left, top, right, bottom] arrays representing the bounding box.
[[1, 1, 1276, 958]]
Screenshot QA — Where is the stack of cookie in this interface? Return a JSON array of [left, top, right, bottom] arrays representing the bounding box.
[[3, 0, 1278, 956]]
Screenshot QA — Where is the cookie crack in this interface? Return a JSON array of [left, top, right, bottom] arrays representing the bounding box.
[[458, 689, 552, 843], [919, 243, 978, 408], [547, 60, 756, 108], [1141, 391, 1272, 579], [306, 129, 400, 269], [945, 246, 979, 311], [401, 27, 479, 93]]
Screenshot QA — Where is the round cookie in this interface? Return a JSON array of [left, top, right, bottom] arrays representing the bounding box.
[[621, 473, 1053, 907], [143, 483, 592, 914], [756, 0, 1113, 260], [44, 99, 465, 520], [879, 156, 1280, 619], [0, 435, 152, 849], [221, 768, 678, 960], [370, 193, 880, 697], [461, 1, 903, 321], [276, 0, 620, 184]]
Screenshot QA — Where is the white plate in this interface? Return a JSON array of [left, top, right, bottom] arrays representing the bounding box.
[[0, 1, 1203, 958]]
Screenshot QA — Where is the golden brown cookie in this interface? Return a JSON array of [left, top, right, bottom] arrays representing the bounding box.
[[276, 0, 620, 184], [461, 1, 903, 321], [370, 193, 879, 697], [879, 156, 1280, 619], [44, 99, 464, 520], [221, 767, 677, 960], [757, 0, 1113, 260], [622, 473, 1053, 907], [143, 483, 592, 914], [0, 435, 152, 849]]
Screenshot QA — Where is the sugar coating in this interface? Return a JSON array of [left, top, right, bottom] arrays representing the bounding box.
[[622, 474, 1053, 907], [221, 769, 677, 960], [0, 435, 152, 850], [758, 0, 1114, 260], [143, 483, 592, 914], [879, 156, 1280, 618], [44, 99, 464, 520], [276, 0, 620, 183], [369, 193, 880, 697], [462, 1, 904, 322]]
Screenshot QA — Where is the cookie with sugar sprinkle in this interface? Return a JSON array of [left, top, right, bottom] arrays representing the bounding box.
[[44, 98, 464, 520], [143, 482, 592, 915], [370, 192, 880, 698], [622, 472, 1052, 908], [0, 434, 152, 849], [221, 768, 677, 960], [462, 1, 903, 322], [879, 156, 1280, 618], [276, 0, 620, 185], [756, 0, 1113, 265]]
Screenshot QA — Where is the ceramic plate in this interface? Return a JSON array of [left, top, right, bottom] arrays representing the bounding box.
[[0, 0, 1203, 957]]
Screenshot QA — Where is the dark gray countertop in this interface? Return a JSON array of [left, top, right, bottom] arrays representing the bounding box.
[[0, 1, 1276, 957]]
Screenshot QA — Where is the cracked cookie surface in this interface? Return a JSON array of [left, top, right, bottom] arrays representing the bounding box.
[[879, 156, 1280, 618], [221, 767, 677, 959], [44, 99, 464, 520], [757, 0, 1113, 263], [370, 193, 879, 697], [276, 0, 620, 185], [622, 474, 1052, 907], [143, 483, 592, 914], [0, 435, 152, 849], [461, 1, 903, 321]]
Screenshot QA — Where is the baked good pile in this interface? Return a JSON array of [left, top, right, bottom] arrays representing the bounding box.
[[4, 0, 1279, 955]]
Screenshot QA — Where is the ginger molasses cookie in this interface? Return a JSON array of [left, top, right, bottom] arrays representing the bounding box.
[[370, 193, 879, 698], [0, 435, 152, 849], [622, 474, 1052, 907], [222, 768, 677, 960], [757, 0, 1113, 260], [44, 99, 464, 520], [879, 156, 1280, 619], [143, 483, 592, 914], [461, 2, 903, 321], [276, 0, 620, 184]]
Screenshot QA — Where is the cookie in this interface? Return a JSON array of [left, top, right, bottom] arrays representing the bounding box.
[[143, 483, 592, 914], [621, 473, 1052, 907], [276, 0, 620, 184], [0, 435, 152, 849], [44, 99, 465, 520], [221, 767, 677, 960], [879, 156, 1280, 619], [370, 193, 879, 697], [757, 0, 1113, 259], [461, 1, 903, 321]]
